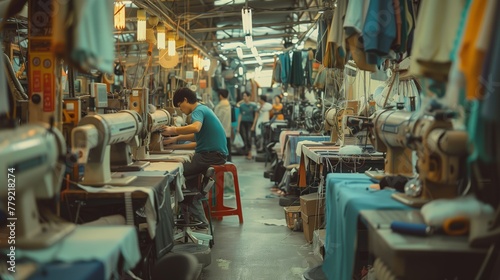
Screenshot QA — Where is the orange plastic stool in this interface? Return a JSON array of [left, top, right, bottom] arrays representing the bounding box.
[[208, 163, 244, 223]]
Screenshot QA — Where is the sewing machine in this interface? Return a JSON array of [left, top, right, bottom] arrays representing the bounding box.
[[355, 109, 415, 180], [324, 105, 356, 145], [134, 108, 175, 159], [0, 124, 75, 248], [72, 110, 148, 186], [401, 109, 468, 207]]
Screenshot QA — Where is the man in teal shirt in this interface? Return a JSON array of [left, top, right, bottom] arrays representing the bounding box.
[[162, 87, 228, 227]]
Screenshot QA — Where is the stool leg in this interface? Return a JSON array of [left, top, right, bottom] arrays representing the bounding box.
[[230, 166, 244, 224]]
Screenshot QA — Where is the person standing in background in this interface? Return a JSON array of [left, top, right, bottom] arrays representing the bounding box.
[[214, 89, 232, 162], [270, 95, 284, 121], [252, 95, 273, 153], [237, 92, 258, 160]]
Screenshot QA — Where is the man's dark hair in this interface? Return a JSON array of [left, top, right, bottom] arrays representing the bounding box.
[[218, 89, 229, 99], [259, 95, 267, 102], [173, 87, 197, 107], [242, 91, 250, 97]]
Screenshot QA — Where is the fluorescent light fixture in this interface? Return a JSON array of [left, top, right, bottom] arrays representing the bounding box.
[[236, 47, 244, 59], [245, 35, 253, 48], [242, 57, 274, 65], [238, 67, 244, 76], [114, 2, 126, 30], [156, 23, 165, 49], [137, 9, 146, 41], [167, 31, 176, 56], [241, 8, 252, 35], [251, 47, 258, 57]]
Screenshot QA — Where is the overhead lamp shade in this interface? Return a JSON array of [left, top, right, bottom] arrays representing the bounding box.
[[157, 23, 166, 49], [114, 2, 126, 30], [137, 9, 147, 41], [176, 38, 186, 48], [167, 31, 176, 56]]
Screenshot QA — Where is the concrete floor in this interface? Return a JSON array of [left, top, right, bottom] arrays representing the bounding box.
[[199, 154, 322, 280]]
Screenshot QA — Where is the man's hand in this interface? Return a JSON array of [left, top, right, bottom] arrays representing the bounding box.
[[163, 136, 178, 145], [161, 126, 177, 136]]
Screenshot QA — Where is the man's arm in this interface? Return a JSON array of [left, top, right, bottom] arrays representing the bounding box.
[[162, 121, 202, 136]]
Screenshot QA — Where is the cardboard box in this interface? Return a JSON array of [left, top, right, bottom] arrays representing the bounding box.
[[301, 212, 325, 243], [299, 193, 325, 216], [284, 206, 302, 231]]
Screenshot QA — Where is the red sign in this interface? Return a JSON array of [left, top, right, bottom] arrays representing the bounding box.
[[43, 73, 53, 112]]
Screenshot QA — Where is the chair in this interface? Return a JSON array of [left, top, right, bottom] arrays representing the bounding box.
[[208, 163, 244, 223], [174, 168, 216, 247], [151, 252, 202, 280]]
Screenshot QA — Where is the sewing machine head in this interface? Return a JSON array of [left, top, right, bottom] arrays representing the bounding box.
[[351, 109, 415, 179], [403, 109, 468, 204], [0, 124, 75, 248], [325, 106, 356, 145], [146, 108, 172, 154], [72, 110, 144, 186]]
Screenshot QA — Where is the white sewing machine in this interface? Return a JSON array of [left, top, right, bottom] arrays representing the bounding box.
[[0, 124, 75, 248], [72, 110, 148, 186], [134, 108, 175, 160]]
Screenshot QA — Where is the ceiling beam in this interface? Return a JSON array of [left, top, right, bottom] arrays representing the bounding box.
[[204, 33, 301, 43], [192, 7, 321, 19], [188, 20, 315, 33]]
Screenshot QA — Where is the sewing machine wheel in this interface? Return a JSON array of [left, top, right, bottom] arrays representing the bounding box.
[[391, 193, 430, 208]]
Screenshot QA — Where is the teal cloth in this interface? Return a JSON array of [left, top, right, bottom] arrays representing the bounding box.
[[290, 51, 305, 87], [363, 0, 397, 64], [191, 104, 229, 155], [322, 173, 411, 280], [279, 53, 291, 86]]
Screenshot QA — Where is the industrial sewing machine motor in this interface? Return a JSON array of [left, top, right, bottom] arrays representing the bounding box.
[[72, 110, 148, 186], [402, 109, 468, 207], [354, 107, 468, 207], [0, 123, 75, 248], [350, 109, 415, 180]]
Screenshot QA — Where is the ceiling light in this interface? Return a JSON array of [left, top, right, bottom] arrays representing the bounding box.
[[157, 23, 166, 49], [114, 2, 126, 30], [137, 9, 146, 41], [236, 47, 243, 59], [167, 31, 176, 56], [241, 8, 252, 35], [245, 35, 253, 48], [251, 47, 259, 57]]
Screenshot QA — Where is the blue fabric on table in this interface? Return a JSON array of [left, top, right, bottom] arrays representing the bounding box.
[[28, 261, 105, 280], [322, 173, 411, 280]]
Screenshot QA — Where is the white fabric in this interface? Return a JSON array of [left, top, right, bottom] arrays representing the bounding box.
[[421, 195, 495, 227], [255, 102, 273, 136], [17, 226, 140, 280], [214, 99, 232, 137]]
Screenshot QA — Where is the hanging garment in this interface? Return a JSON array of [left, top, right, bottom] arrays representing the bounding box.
[[346, 34, 376, 72], [481, 1, 500, 122], [410, 0, 466, 82], [362, 0, 397, 65], [290, 51, 305, 87], [315, 18, 328, 64], [272, 55, 282, 84], [327, 0, 348, 61], [459, 0, 491, 100], [279, 53, 291, 86]]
